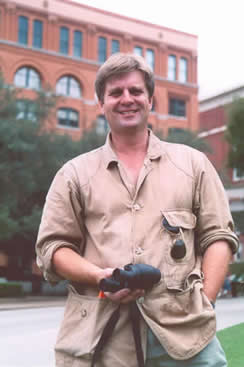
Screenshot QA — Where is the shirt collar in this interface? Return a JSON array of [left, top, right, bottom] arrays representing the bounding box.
[[102, 129, 163, 169]]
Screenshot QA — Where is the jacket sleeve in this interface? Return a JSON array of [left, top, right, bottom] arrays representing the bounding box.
[[35, 162, 85, 284], [193, 153, 239, 255]]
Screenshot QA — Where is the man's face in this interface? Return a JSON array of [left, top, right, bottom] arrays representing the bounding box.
[[99, 70, 152, 134]]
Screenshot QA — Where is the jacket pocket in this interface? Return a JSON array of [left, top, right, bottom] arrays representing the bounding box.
[[160, 210, 197, 288], [161, 209, 196, 265], [55, 286, 118, 359], [139, 268, 216, 360]]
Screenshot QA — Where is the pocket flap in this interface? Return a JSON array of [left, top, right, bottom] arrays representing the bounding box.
[[162, 210, 196, 229]]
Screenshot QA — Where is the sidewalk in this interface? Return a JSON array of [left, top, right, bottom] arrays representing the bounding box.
[[0, 295, 66, 311]]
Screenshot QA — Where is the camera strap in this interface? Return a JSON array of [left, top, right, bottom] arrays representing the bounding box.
[[91, 305, 121, 367], [91, 302, 145, 367], [130, 301, 145, 367]]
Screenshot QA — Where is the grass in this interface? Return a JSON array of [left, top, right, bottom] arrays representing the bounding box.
[[217, 323, 244, 367]]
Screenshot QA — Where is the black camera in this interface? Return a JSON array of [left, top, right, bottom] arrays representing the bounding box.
[[99, 263, 161, 293]]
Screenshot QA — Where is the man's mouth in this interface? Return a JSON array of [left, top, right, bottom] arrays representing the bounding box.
[[118, 110, 138, 115]]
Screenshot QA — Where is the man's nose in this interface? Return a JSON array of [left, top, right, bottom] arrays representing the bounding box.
[[120, 90, 133, 104]]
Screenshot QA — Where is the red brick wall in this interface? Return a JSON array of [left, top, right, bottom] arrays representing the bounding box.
[[200, 106, 227, 131], [203, 131, 229, 172], [0, 0, 198, 138]]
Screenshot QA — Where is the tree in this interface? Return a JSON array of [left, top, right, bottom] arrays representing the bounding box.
[[155, 128, 211, 153], [0, 75, 82, 270], [225, 98, 244, 175], [0, 74, 109, 277]]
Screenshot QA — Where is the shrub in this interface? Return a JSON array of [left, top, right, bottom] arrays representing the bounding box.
[[0, 282, 23, 297], [229, 262, 244, 277]]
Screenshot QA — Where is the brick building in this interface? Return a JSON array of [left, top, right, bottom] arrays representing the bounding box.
[[0, 0, 198, 140], [199, 87, 244, 260], [0, 0, 199, 285]]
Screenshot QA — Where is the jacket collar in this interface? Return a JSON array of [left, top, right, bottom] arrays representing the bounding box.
[[102, 129, 163, 169]]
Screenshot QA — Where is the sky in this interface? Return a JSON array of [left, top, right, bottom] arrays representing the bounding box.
[[72, 0, 244, 100]]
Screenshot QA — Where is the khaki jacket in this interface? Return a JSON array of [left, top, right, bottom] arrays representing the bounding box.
[[36, 131, 238, 366]]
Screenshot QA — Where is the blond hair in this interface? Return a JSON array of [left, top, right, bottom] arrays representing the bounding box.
[[95, 53, 155, 103]]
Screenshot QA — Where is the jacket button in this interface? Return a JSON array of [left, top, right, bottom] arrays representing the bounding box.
[[135, 246, 143, 255], [81, 309, 87, 317]]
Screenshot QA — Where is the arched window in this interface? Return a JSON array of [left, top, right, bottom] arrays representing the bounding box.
[[14, 67, 41, 90], [56, 76, 81, 98], [57, 108, 79, 128]]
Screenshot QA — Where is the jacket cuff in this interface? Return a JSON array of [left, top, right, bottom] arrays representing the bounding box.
[[200, 231, 239, 255], [36, 241, 82, 285]]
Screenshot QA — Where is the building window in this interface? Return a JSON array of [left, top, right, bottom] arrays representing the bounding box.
[[60, 26, 69, 54], [56, 76, 81, 98], [14, 67, 41, 90], [169, 98, 186, 117], [111, 39, 120, 54], [233, 168, 244, 182], [134, 46, 143, 56], [16, 100, 37, 122], [146, 49, 155, 70], [18, 16, 28, 45], [98, 36, 107, 63], [57, 108, 79, 128], [33, 19, 43, 49], [73, 30, 83, 58], [179, 57, 188, 83], [96, 114, 109, 134], [168, 55, 176, 81]]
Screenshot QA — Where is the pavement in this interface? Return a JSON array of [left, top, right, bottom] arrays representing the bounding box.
[[0, 295, 66, 311], [1, 295, 243, 332]]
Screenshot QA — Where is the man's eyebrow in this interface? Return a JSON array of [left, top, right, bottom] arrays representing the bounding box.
[[129, 86, 143, 91], [108, 86, 123, 94]]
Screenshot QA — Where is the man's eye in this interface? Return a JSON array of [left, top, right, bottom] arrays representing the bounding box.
[[109, 90, 122, 97], [131, 89, 142, 95]]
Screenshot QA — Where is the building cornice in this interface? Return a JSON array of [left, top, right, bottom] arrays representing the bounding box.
[[199, 86, 244, 112], [7, 0, 198, 52]]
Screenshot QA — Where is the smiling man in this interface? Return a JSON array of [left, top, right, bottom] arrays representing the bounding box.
[[36, 53, 239, 367]]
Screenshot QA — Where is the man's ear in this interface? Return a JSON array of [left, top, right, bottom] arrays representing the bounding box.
[[98, 99, 104, 113]]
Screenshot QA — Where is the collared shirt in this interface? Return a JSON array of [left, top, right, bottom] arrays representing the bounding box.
[[36, 131, 238, 365]]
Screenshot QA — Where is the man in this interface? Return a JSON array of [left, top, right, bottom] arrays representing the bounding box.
[[36, 53, 239, 367]]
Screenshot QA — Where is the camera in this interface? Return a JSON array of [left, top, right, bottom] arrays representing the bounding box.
[[99, 263, 161, 293]]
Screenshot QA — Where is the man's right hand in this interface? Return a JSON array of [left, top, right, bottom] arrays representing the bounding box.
[[98, 267, 145, 304]]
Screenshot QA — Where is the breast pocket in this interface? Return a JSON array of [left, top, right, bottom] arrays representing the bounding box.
[[160, 210, 197, 289]]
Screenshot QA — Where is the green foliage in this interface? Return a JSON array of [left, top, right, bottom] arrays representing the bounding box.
[[225, 98, 244, 174], [0, 73, 108, 263], [79, 126, 107, 153], [0, 74, 80, 256], [0, 206, 19, 240], [0, 75, 19, 120], [229, 262, 244, 277], [0, 282, 23, 297], [155, 128, 211, 152], [217, 323, 244, 367], [232, 211, 244, 233]]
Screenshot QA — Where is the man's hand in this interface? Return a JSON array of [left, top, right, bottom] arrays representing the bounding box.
[[98, 267, 145, 304], [53, 250, 145, 304], [105, 288, 145, 304]]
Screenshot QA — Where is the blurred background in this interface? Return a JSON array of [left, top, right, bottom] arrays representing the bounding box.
[[0, 0, 243, 298]]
